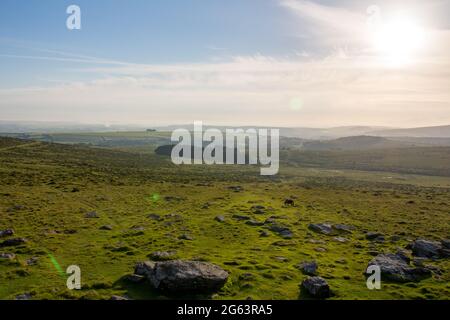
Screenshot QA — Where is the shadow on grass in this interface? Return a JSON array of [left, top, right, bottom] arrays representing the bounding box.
[[113, 275, 214, 300]]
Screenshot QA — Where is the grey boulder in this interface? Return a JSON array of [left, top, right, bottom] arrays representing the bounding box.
[[135, 260, 229, 294], [308, 223, 333, 235], [408, 239, 449, 259], [301, 276, 330, 298], [367, 253, 431, 282]]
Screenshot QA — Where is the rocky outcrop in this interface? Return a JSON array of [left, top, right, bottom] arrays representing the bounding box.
[[134, 260, 229, 294], [408, 239, 449, 259], [367, 253, 432, 282]]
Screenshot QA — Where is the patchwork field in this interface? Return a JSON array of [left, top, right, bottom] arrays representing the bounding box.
[[0, 137, 449, 300]]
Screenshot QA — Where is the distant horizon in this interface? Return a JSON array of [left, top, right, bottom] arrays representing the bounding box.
[[1, 118, 450, 130]]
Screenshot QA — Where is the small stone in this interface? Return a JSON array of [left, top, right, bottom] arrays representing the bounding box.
[[268, 224, 293, 238], [301, 276, 330, 298], [259, 230, 270, 237], [179, 234, 193, 241], [0, 229, 14, 238], [15, 293, 32, 300], [274, 256, 289, 262], [84, 211, 99, 218], [333, 236, 348, 243], [333, 224, 354, 234], [308, 223, 333, 235], [365, 232, 384, 241], [26, 257, 38, 265], [99, 225, 113, 230], [149, 251, 177, 261], [297, 261, 318, 275], [0, 253, 16, 260], [0, 238, 27, 247], [147, 213, 162, 221], [246, 220, 265, 226], [215, 215, 225, 223], [232, 214, 251, 221]]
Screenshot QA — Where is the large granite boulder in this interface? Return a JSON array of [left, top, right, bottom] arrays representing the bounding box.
[[367, 253, 431, 282], [135, 260, 229, 294]]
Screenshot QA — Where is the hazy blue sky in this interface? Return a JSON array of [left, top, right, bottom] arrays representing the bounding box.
[[1, 0, 449, 127]]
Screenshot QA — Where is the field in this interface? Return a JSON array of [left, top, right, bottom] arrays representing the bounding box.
[[0, 135, 449, 300]]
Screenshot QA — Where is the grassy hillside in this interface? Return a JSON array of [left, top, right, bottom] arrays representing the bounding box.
[[284, 147, 450, 177], [0, 137, 449, 300]]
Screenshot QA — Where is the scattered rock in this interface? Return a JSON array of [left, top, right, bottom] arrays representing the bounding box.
[[259, 230, 270, 237], [147, 213, 162, 221], [149, 251, 177, 261], [134, 260, 229, 294], [15, 293, 32, 300], [26, 257, 38, 266], [179, 234, 193, 241], [301, 276, 330, 298], [268, 224, 293, 239], [283, 198, 295, 206], [84, 211, 99, 218], [333, 236, 348, 243], [201, 203, 210, 209], [367, 253, 432, 282], [99, 225, 113, 231], [239, 273, 255, 281], [297, 261, 318, 276], [228, 186, 243, 193], [333, 224, 354, 234], [408, 239, 449, 259], [251, 205, 266, 214], [246, 220, 265, 227], [365, 232, 384, 241], [308, 239, 325, 244], [274, 256, 289, 262], [0, 229, 14, 238], [0, 253, 16, 260], [232, 214, 251, 221], [0, 238, 27, 247], [308, 223, 332, 235], [215, 215, 225, 223]]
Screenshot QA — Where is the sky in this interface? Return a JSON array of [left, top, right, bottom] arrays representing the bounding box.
[[0, 0, 449, 128]]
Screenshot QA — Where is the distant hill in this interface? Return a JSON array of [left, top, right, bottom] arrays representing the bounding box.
[[369, 125, 450, 138], [301, 136, 411, 151]]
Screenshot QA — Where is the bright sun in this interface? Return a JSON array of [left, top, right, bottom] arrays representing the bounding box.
[[372, 16, 425, 67]]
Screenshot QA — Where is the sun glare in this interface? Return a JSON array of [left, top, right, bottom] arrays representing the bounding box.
[[372, 16, 425, 67]]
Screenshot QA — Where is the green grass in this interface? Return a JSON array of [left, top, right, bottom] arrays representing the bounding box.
[[0, 137, 449, 300]]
